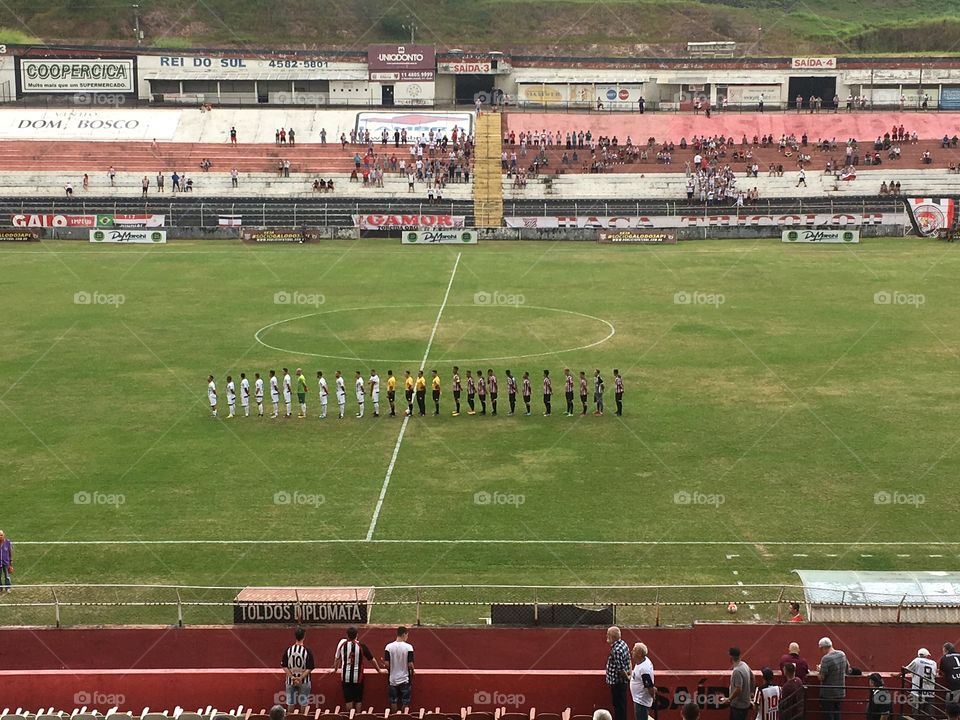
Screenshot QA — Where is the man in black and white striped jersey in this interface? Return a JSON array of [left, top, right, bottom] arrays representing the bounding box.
[[334, 625, 385, 711], [281, 626, 315, 713]]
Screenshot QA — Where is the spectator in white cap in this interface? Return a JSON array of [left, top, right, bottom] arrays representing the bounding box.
[[818, 638, 851, 720], [905, 648, 937, 718]]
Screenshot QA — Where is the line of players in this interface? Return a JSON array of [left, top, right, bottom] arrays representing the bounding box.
[[205, 367, 625, 419]]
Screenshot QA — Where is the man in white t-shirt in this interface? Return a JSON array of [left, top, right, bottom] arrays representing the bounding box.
[[335, 371, 346, 419], [282, 368, 293, 418], [906, 648, 938, 717], [317, 371, 329, 419], [269, 370, 280, 418], [226, 375, 236, 418], [355, 371, 365, 418], [254, 372, 264, 417], [239, 372, 250, 417], [384, 626, 414, 712], [369, 370, 381, 417], [207, 375, 218, 417], [630, 642, 655, 720]]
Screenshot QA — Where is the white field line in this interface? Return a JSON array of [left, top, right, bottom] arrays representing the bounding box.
[[14, 539, 960, 546], [364, 252, 462, 541]]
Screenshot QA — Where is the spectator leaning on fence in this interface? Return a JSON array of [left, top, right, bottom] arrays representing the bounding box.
[[605, 626, 631, 720], [721, 647, 754, 720], [818, 637, 851, 720]]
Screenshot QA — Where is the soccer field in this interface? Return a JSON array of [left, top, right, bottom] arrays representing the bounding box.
[[1, 237, 958, 624]]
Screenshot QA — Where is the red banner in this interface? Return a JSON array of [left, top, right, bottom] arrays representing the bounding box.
[[353, 214, 465, 230]]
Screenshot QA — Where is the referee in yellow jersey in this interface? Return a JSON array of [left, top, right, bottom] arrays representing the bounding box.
[[415, 371, 427, 416], [431, 369, 441, 416], [386, 370, 397, 417], [404, 371, 414, 416]]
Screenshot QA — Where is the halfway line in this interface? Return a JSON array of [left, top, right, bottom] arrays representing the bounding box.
[[365, 251, 462, 541]]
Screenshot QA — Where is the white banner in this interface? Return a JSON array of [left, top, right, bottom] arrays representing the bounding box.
[[505, 213, 903, 229], [90, 229, 167, 244], [21, 59, 134, 93], [725, 85, 780, 105], [355, 111, 472, 139], [402, 229, 477, 244], [0, 110, 183, 140], [782, 229, 860, 243]]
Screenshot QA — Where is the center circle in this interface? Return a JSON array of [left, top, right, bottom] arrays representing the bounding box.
[[254, 304, 616, 364]]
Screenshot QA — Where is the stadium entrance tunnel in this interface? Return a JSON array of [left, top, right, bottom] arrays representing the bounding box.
[[787, 76, 838, 105], [457, 74, 495, 104]]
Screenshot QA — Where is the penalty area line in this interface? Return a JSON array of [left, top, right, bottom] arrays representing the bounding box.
[[365, 251, 462, 541]]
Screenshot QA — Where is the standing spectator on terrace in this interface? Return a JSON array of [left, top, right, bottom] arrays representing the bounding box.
[[156, 171, 164, 193], [867, 673, 892, 720], [82, 173, 89, 192], [108, 165, 116, 186], [638, 96, 645, 113], [597, 96, 605, 111], [289, 128, 296, 146], [320, 128, 327, 144], [385, 626, 414, 713], [940, 643, 960, 702], [282, 626, 314, 714], [0, 530, 12, 592], [230, 126, 237, 144], [779, 642, 810, 682], [64, 182, 73, 196], [720, 647, 754, 720], [905, 648, 937, 718], [818, 637, 850, 720], [758, 93, 764, 113], [630, 642, 655, 720], [141, 176, 149, 196], [780, 664, 804, 720], [231, 168, 239, 188], [172, 171, 180, 192], [335, 625, 384, 711], [605, 627, 631, 720]]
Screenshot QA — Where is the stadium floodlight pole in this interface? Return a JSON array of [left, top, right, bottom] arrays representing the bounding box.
[[402, 20, 417, 44]]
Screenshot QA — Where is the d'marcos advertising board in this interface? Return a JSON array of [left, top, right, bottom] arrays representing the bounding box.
[[18, 58, 136, 93], [90, 229, 167, 244]]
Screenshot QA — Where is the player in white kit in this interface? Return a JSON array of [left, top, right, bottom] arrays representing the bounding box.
[[317, 371, 329, 419], [335, 370, 346, 419], [254, 372, 264, 417], [282, 367, 293, 418], [355, 371, 365, 418], [207, 375, 218, 417], [369, 369, 381, 417], [225, 375, 236, 418], [239, 372, 250, 417], [269, 369, 280, 418]]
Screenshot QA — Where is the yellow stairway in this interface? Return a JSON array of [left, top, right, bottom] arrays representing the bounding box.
[[472, 112, 504, 229]]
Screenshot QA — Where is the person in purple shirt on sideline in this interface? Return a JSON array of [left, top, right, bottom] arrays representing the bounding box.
[[0, 530, 13, 592]]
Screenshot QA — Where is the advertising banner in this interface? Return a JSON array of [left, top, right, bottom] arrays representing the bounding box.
[[782, 229, 860, 243], [354, 213, 466, 231], [598, 230, 677, 244], [355, 111, 472, 139], [12, 213, 95, 227], [0, 110, 182, 141], [219, 215, 243, 227], [402, 229, 477, 244], [20, 59, 135, 93], [89, 229, 167, 244], [96, 214, 165, 228], [0, 228, 40, 241], [906, 198, 956, 236], [242, 228, 314, 243], [505, 213, 902, 229], [367, 44, 435, 81]]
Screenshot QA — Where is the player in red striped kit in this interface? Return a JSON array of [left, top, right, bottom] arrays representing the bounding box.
[[522, 372, 532, 415], [506, 370, 518, 415], [563, 368, 575, 416], [452, 366, 462, 416], [579, 371, 589, 416], [465, 370, 476, 415], [476, 370, 487, 415], [487, 369, 499, 416]]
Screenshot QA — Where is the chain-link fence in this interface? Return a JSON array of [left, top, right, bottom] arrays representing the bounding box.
[[0, 584, 811, 627]]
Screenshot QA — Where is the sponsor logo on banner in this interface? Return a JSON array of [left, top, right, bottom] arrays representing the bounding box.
[[234, 600, 367, 624], [354, 214, 466, 231], [242, 228, 314, 243], [90, 229, 167, 244], [96, 214, 165, 228], [505, 213, 900, 229], [20, 59, 135, 93], [598, 230, 677, 244], [782, 229, 860, 243], [12, 214, 95, 227], [402, 230, 477, 244], [906, 197, 956, 236], [355, 112, 472, 139], [0, 228, 39, 241], [367, 44, 435, 81], [791, 57, 837, 69]]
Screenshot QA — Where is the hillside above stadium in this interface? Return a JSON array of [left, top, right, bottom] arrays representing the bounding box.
[[3, 0, 960, 55]]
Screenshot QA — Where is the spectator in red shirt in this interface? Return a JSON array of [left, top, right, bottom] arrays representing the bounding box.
[[779, 642, 810, 682], [780, 663, 805, 720], [788, 601, 804, 622]]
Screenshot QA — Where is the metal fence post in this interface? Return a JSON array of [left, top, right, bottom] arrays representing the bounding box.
[[654, 589, 661, 627], [533, 589, 539, 624], [416, 587, 422, 626], [177, 589, 184, 627], [53, 588, 61, 628]]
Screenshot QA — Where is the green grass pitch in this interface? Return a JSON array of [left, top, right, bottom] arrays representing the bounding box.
[[0, 237, 958, 624]]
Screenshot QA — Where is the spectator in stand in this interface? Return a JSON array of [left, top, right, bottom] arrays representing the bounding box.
[[753, 668, 780, 720], [682, 704, 700, 720], [606, 626, 631, 720], [281, 627, 314, 714], [905, 648, 937, 718], [384, 626, 415, 713], [940, 643, 960, 702], [720, 647, 754, 720], [269, 706, 284, 720], [867, 673, 892, 720], [780, 663, 804, 720], [818, 637, 851, 720], [779, 642, 810, 682], [630, 642, 655, 720], [788, 602, 803, 622], [335, 625, 384, 711]]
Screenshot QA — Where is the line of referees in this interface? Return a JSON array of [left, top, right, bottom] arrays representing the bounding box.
[[205, 367, 627, 419]]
